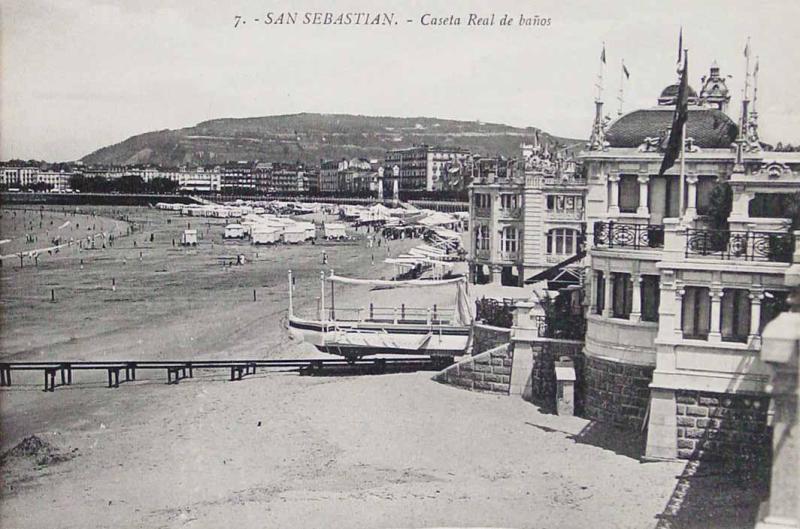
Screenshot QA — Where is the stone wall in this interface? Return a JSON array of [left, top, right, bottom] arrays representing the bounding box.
[[675, 390, 771, 461], [583, 355, 653, 430], [472, 323, 511, 355], [530, 339, 585, 412], [434, 343, 513, 394]]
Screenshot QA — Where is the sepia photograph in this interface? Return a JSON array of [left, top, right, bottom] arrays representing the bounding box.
[[1, 1, 799, 528]]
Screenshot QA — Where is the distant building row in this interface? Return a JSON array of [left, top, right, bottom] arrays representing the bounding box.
[[2, 143, 547, 194]]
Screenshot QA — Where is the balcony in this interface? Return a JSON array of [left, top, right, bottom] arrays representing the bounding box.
[[526, 174, 586, 189], [547, 210, 584, 221], [685, 228, 794, 263], [593, 221, 664, 250], [474, 248, 490, 261], [474, 207, 491, 218], [499, 250, 520, 263], [498, 207, 522, 220]]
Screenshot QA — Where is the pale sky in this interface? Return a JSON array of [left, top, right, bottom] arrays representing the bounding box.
[[2, 0, 799, 161]]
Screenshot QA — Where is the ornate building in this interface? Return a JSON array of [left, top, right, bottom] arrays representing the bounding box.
[[468, 144, 586, 287], [580, 61, 800, 460]]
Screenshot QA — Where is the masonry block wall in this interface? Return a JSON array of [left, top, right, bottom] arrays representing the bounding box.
[[583, 356, 654, 430], [675, 390, 771, 461], [434, 343, 513, 394], [530, 340, 585, 412], [472, 323, 511, 355]]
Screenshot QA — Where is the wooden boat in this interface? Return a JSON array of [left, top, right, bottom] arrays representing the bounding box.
[[286, 271, 472, 360]]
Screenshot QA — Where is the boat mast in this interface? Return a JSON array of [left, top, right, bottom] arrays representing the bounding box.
[[320, 270, 326, 321], [288, 269, 293, 317]]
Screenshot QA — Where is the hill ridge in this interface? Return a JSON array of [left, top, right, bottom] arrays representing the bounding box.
[[81, 113, 583, 167]]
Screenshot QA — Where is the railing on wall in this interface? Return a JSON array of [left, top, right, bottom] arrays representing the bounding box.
[[593, 221, 665, 250], [685, 229, 794, 263]]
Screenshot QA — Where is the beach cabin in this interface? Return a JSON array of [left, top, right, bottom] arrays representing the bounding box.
[[295, 221, 316, 240], [181, 229, 198, 246], [282, 224, 306, 244], [252, 227, 280, 245], [224, 224, 246, 239], [324, 223, 347, 240]]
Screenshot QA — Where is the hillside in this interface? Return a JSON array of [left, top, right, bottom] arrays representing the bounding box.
[[81, 113, 583, 166]]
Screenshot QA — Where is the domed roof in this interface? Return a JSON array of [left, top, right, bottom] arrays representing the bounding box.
[[605, 107, 738, 148], [660, 83, 698, 99]]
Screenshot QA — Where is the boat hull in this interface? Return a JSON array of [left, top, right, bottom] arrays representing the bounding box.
[[288, 315, 469, 358]]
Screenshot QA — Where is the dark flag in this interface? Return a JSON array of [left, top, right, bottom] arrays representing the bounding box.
[[601, 44, 606, 64], [659, 50, 689, 176], [677, 27, 683, 65], [622, 61, 630, 79]]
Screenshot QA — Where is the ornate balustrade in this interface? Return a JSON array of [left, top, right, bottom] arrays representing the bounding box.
[[685, 229, 794, 263], [593, 221, 664, 250]]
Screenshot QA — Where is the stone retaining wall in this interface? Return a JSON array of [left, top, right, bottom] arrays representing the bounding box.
[[434, 343, 513, 395], [675, 390, 771, 461], [472, 323, 511, 355], [583, 355, 653, 430], [530, 340, 585, 412]]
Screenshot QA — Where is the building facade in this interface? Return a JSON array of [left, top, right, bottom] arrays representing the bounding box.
[[468, 149, 587, 287], [385, 145, 471, 192], [579, 63, 799, 460]]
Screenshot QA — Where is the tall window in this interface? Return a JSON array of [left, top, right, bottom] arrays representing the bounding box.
[[501, 227, 518, 252], [474, 193, 490, 209], [475, 225, 489, 250], [546, 228, 578, 255], [641, 275, 661, 322], [595, 271, 605, 314], [721, 289, 751, 343], [682, 287, 711, 340], [500, 194, 519, 209], [618, 175, 640, 213], [612, 272, 633, 319]]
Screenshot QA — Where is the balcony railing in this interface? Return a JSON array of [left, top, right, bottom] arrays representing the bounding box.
[[500, 250, 520, 262], [474, 248, 490, 260], [498, 207, 522, 219], [474, 207, 491, 218], [685, 229, 794, 263], [593, 221, 664, 250]]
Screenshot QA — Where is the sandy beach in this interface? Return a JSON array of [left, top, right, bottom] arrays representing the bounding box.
[[1, 205, 687, 528]]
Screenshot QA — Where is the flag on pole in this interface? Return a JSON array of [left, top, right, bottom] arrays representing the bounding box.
[[754, 58, 759, 75], [660, 50, 690, 176], [601, 43, 606, 64], [677, 27, 683, 64], [622, 61, 630, 79], [744, 39, 750, 58]]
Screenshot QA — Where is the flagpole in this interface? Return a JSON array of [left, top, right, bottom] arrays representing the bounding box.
[[679, 121, 686, 220], [743, 36, 751, 100], [618, 60, 625, 116]]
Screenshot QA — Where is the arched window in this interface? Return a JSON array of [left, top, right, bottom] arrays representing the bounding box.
[[546, 228, 579, 255]]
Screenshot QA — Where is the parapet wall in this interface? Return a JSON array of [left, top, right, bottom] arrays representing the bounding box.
[[434, 343, 513, 394], [472, 323, 512, 355]]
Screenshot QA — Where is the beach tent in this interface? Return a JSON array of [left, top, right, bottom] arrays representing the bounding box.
[[252, 227, 281, 245], [224, 224, 246, 239], [181, 229, 198, 246], [282, 224, 306, 244], [324, 223, 348, 239]]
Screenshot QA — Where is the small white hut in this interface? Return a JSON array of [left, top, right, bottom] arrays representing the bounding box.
[[181, 229, 198, 246]]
